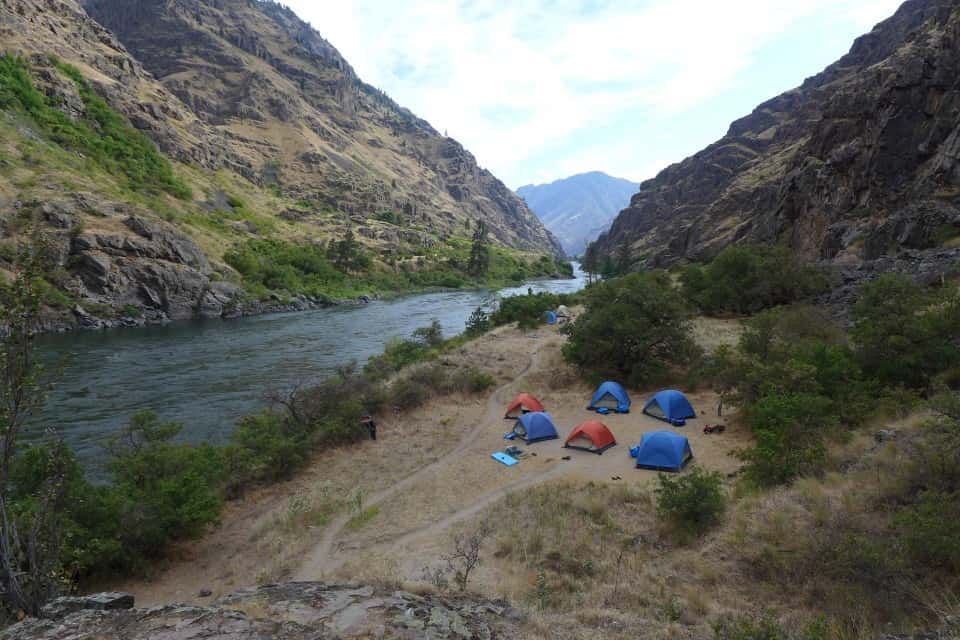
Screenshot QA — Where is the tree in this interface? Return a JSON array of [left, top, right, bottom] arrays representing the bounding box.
[[0, 240, 71, 618], [600, 255, 618, 280], [443, 519, 492, 591], [679, 244, 828, 315], [616, 237, 632, 275], [851, 274, 960, 390], [656, 466, 725, 541], [562, 272, 701, 386], [331, 227, 369, 273], [581, 243, 599, 284], [468, 220, 490, 278]]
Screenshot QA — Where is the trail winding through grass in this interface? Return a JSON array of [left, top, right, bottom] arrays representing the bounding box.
[[293, 346, 548, 580]]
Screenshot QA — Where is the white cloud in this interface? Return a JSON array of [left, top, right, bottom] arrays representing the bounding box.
[[283, 0, 908, 187]]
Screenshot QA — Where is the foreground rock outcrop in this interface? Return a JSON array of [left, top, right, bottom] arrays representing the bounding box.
[[3, 583, 524, 639], [593, 0, 960, 273]]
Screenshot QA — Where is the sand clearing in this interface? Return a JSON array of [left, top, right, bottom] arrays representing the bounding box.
[[112, 318, 747, 606]]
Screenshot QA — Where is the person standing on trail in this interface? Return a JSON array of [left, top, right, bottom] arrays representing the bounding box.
[[361, 415, 377, 441]]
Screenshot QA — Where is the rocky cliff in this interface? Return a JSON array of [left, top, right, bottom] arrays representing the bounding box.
[[1, 583, 525, 639], [593, 0, 960, 269], [82, 0, 561, 255]]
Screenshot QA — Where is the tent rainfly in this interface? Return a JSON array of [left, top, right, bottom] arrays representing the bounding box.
[[630, 431, 693, 471], [504, 393, 545, 419], [513, 412, 560, 443], [564, 420, 617, 454], [588, 381, 631, 413], [642, 390, 696, 426]]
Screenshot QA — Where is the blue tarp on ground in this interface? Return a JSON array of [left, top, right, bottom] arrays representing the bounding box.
[[642, 390, 696, 425], [588, 381, 631, 413], [514, 412, 560, 443], [631, 431, 693, 471]]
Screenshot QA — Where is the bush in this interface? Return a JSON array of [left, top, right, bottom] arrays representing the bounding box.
[[681, 245, 828, 315], [563, 272, 700, 386], [106, 411, 224, 562], [226, 411, 306, 484], [465, 306, 491, 336], [655, 466, 725, 540], [491, 292, 576, 330], [451, 368, 496, 393], [895, 490, 960, 572], [389, 377, 431, 410], [0, 56, 190, 198], [851, 274, 960, 390], [740, 393, 835, 487], [225, 238, 347, 297]]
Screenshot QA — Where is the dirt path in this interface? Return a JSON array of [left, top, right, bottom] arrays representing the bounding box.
[[293, 344, 547, 579]]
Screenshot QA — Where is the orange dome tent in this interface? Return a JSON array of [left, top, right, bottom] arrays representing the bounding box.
[[504, 393, 545, 419], [564, 420, 617, 454]]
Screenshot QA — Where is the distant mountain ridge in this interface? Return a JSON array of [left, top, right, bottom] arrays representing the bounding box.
[[517, 172, 638, 255]]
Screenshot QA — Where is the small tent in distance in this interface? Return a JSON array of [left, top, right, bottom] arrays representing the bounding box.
[[630, 431, 693, 471], [514, 412, 560, 443], [588, 381, 631, 414], [505, 393, 545, 419], [643, 390, 696, 426], [564, 420, 617, 454]]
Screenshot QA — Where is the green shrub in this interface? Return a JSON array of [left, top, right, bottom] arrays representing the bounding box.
[[412, 319, 444, 348], [895, 489, 960, 572], [10, 443, 127, 579], [851, 274, 960, 390], [655, 466, 725, 541], [106, 411, 224, 561], [681, 245, 828, 315], [491, 292, 576, 330], [465, 306, 491, 336], [563, 272, 700, 386], [740, 393, 835, 487], [713, 613, 789, 640], [225, 238, 348, 297], [452, 368, 496, 393], [0, 56, 190, 198], [226, 411, 306, 484], [389, 377, 431, 410]]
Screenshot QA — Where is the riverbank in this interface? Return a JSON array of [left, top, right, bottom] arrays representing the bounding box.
[[33, 268, 577, 335], [32, 271, 586, 465]]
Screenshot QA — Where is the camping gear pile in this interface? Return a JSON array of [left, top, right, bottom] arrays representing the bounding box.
[[495, 385, 703, 473]]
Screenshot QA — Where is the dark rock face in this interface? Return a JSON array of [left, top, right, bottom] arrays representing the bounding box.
[[2, 583, 525, 639], [594, 0, 960, 273]]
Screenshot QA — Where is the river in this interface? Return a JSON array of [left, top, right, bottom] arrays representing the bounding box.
[[33, 266, 586, 464]]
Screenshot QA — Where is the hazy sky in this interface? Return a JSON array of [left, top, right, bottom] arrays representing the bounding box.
[[283, 0, 904, 189]]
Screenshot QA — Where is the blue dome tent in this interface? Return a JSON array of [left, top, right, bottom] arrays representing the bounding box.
[[545, 311, 558, 325], [588, 381, 631, 414], [642, 390, 696, 426], [513, 412, 560, 443], [630, 431, 693, 471]]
